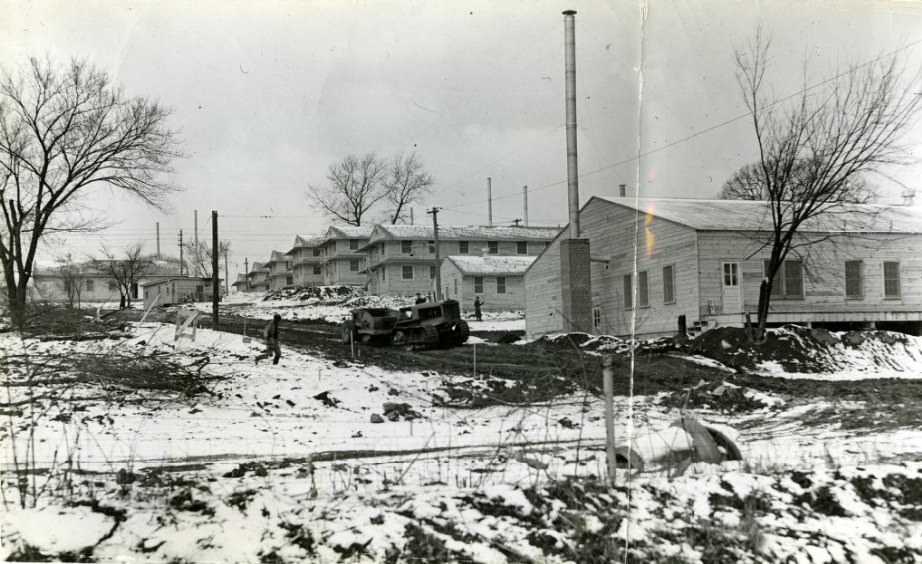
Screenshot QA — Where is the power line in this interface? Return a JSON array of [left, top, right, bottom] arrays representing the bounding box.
[[438, 37, 922, 213]]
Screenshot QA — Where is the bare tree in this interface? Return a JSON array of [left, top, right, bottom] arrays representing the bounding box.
[[183, 240, 230, 279], [56, 254, 86, 308], [384, 151, 434, 224], [90, 244, 155, 308], [735, 30, 921, 337], [0, 56, 181, 327], [308, 153, 387, 226], [720, 159, 870, 201]]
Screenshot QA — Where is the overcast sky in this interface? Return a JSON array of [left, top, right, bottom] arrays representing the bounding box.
[[3, 0, 922, 280]]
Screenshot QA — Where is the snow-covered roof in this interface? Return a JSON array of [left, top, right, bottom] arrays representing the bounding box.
[[326, 225, 373, 239], [444, 255, 536, 275], [286, 235, 326, 254], [594, 197, 922, 233], [248, 262, 269, 274], [368, 224, 560, 242], [269, 250, 287, 262]]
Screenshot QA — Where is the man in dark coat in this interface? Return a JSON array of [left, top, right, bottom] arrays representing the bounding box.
[[255, 313, 282, 365], [415, 293, 426, 304], [473, 297, 484, 321]]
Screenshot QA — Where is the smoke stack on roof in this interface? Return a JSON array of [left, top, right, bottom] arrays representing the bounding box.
[[619, 184, 626, 197]]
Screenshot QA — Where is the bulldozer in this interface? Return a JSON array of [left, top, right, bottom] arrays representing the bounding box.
[[341, 299, 470, 348]]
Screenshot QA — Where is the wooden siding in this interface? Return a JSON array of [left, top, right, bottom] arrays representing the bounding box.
[[368, 238, 547, 297], [440, 261, 525, 312], [581, 201, 700, 337], [524, 235, 566, 337], [696, 231, 922, 322]]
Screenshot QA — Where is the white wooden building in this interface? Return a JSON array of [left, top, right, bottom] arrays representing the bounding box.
[[525, 197, 922, 338], [441, 255, 535, 312]]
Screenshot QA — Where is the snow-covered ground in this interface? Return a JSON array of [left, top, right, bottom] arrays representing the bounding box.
[[2, 313, 922, 562]]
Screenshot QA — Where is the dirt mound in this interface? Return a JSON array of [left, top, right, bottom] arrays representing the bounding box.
[[660, 380, 779, 413], [688, 325, 922, 374], [536, 333, 684, 356], [262, 285, 365, 303]]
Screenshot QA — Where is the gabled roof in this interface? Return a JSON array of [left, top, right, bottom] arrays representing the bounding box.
[[247, 262, 269, 275], [444, 255, 536, 276], [326, 225, 374, 239], [286, 235, 326, 255], [593, 197, 922, 233], [367, 224, 560, 243], [268, 250, 287, 263]]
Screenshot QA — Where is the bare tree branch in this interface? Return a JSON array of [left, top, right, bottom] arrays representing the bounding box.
[[383, 151, 433, 224], [734, 32, 922, 337], [0, 56, 183, 327], [307, 153, 387, 226], [89, 243, 154, 308]]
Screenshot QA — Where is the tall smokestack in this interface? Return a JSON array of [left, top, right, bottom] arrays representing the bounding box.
[[523, 185, 529, 226], [563, 10, 580, 238], [557, 9, 592, 335], [487, 177, 493, 227]]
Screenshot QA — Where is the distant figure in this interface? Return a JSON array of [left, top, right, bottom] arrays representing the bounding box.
[[255, 313, 282, 365], [473, 297, 484, 321], [415, 293, 426, 305]]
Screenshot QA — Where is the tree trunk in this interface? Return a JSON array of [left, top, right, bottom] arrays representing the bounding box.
[[7, 278, 29, 331], [119, 294, 126, 309], [755, 279, 770, 341]]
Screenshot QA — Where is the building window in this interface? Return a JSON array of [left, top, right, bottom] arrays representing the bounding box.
[[764, 260, 804, 299], [313, 248, 322, 256], [402, 265, 414, 280], [429, 265, 436, 279], [884, 261, 901, 298], [459, 241, 469, 254], [349, 239, 359, 250], [663, 265, 675, 304], [402, 241, 413, 254], [86, 279, 94, 292], [622, 274, 632, 309], [638, 271, 649, 307], [845, 261, 863, 298], [454, 278, 458, 295], [496, 276, 506, 294], [474, 276, 483, 294], [286, 276, 293, 285], [108, 281, 118, 292], [428, 240, 435, 254], [593, 307, 601, 329], [488, 241, 498, 254], [381, 267, 386, 282], [286, 261, 293, 271], [313, 265, 322, 275], [516, 241, 527, 255], [350, 260, 360, 272]]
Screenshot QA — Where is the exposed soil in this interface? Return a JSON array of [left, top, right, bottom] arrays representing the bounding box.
[[62, 306, 922, 415]]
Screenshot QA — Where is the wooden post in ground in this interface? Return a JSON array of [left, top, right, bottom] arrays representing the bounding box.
[[602, 354, 617, 483]]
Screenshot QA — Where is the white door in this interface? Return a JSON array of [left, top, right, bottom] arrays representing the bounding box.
[[721, 261, 742, 313]]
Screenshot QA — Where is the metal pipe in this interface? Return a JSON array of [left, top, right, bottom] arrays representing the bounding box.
[[487, 177, 493, 227], [563, 10, 580, 238], [523, 185, 529, 226]]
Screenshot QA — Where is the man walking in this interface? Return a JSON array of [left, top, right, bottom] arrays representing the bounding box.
[[255, 313, 282, 365], [473, 297, 484, 322]]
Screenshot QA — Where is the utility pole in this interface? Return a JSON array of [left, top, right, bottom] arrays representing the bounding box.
[[428, 207, 443, 301], [211, 211, 219, 328], [194, 210, 200, 277], [487, 177, 493, 227], [224, 249, 229, 294], [244, 258, 250, 290], [410, 207, 414, 225], [156, 222, 161, 258], [178, 230, 184, 276]]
